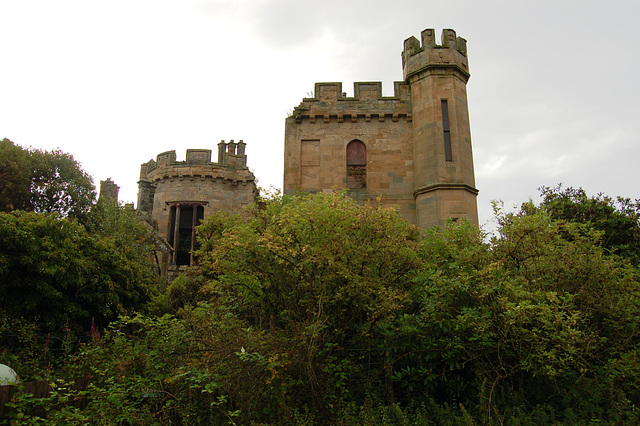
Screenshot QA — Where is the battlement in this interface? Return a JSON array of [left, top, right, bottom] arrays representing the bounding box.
[[402, 28, 469, 81], [306, 81, 410, 102], [217, 139, 246, 164], [138, 141, 252, 183], [290, 81, 411, 123]]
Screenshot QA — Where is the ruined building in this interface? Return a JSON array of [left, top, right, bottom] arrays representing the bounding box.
[[133, 28, 477, 278], [284, 28, 478, 228], [136, 141, 257, 274], [99, 178, 120, 201]]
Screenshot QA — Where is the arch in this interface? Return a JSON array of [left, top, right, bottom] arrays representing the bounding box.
[[346, 140, 367, 189]]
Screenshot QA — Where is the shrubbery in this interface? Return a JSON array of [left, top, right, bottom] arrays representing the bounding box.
[[0, 141, 160, 383], [3, 186, 640, 424]]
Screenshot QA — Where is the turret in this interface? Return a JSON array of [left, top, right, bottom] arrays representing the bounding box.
[[136, 143, 258, 276], [99, 178, 120, 201], [403, 28, 478, 227]]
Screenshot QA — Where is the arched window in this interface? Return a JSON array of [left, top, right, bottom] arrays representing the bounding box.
[[168, 203, 205, 266], [346, 140, 366, 189]]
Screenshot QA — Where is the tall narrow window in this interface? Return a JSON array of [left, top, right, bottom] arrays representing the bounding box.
[[441, 100, 452, 162], [346, 140, 366, 189], [168, 204, 205, 266]]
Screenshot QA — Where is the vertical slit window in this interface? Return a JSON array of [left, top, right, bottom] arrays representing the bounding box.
[[346, 140, 367, 189], [441, 100, 452, 162]]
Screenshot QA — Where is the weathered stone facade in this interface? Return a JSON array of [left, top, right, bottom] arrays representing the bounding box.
[[137, 141, 257, 276], [99, 178, 120, 201], [284, 28, 478, 228]]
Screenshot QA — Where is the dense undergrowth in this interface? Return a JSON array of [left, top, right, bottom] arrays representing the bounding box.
[[3, 188, 640, 424]]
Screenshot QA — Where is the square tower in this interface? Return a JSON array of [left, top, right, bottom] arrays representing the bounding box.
[[284, 29, 478, 228]]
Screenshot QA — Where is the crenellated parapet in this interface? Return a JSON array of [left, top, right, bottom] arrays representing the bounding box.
[[138, 141, 253, 184], [290, 81, 412, 124], [402, 28, 469, 82], [217, 140, 247, 168], [284, 26, 478, 229], [137, 142, 256, 215]]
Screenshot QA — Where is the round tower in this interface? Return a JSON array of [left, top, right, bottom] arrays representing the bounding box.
[[402, 28, 478, 228], [137, 143, 257, 272]]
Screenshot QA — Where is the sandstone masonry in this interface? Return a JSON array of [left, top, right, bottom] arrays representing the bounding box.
[[284, 28, 478, 228], [132, 28, 478, 279], [137, 141, 257, 275]]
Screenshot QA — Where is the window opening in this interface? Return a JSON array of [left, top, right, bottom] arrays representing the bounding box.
[[168, 204, 205, 266], [441, 100, 452, 162], [346, 140, 367, 189]]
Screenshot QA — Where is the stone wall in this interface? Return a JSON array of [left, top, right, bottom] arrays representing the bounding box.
[[137, 141, 257, 277], [99, 178, 120, 201], [284, 82, 417, 222], [284, 29, 479, 228]]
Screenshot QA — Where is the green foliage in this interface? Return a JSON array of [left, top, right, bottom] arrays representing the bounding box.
[[193, 192, 421, 416], [62, 309, 256, 424], [2, 378, 91, 424], [29, 146, 95, 221], [394, 203, 640, 422], [196, 191, 420, 331], [83, 198, 160, 312], [0, 202, 158, 342], [54, 192, 423, 424], [0, 314, 44, 381], [7, 188, 640, 424], [0, 138, 32, 212], [0, 144, 158, 384], [538, 185, 640, 265], [0, 138, 95, 220], [0, 211, 94, 335]]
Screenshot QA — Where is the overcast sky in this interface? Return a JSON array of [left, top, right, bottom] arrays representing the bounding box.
[[2, 0, 638, 230]]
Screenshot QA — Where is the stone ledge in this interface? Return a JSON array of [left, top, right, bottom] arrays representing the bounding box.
[[414, 183, 479, 197]]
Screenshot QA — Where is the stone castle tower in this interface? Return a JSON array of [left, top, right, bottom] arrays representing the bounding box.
[[283, 28, 478, 228], [137, 141, 257, 273], [99, 178, 120, 201]]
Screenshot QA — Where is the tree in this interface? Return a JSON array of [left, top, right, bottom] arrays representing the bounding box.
[[190, 191, 422, 419], [0, 202, 158, 338], [538, 185, 640, 265], [195, 191, 420, 330], [0, 138, 95, 219], [0, 138, 32, 212], [80, 197, 161, 322], [29, 147, 95, 220], [21, 190, 640, 424], [47, 192, 424, 424], [390, 202, 640, 422]]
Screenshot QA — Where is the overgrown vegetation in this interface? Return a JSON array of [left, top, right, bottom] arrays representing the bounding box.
[[0, 138, 95, 220], [2, 142, 640, 424], [0, 140, 159, 382]]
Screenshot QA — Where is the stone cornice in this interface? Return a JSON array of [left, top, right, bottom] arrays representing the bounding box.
[[404, 63, 470, 83], [414, 183, 479, 197]]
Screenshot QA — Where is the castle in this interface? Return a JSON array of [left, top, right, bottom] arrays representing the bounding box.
[[122, 28, 478, 274], [284, 28, 478, 228]]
